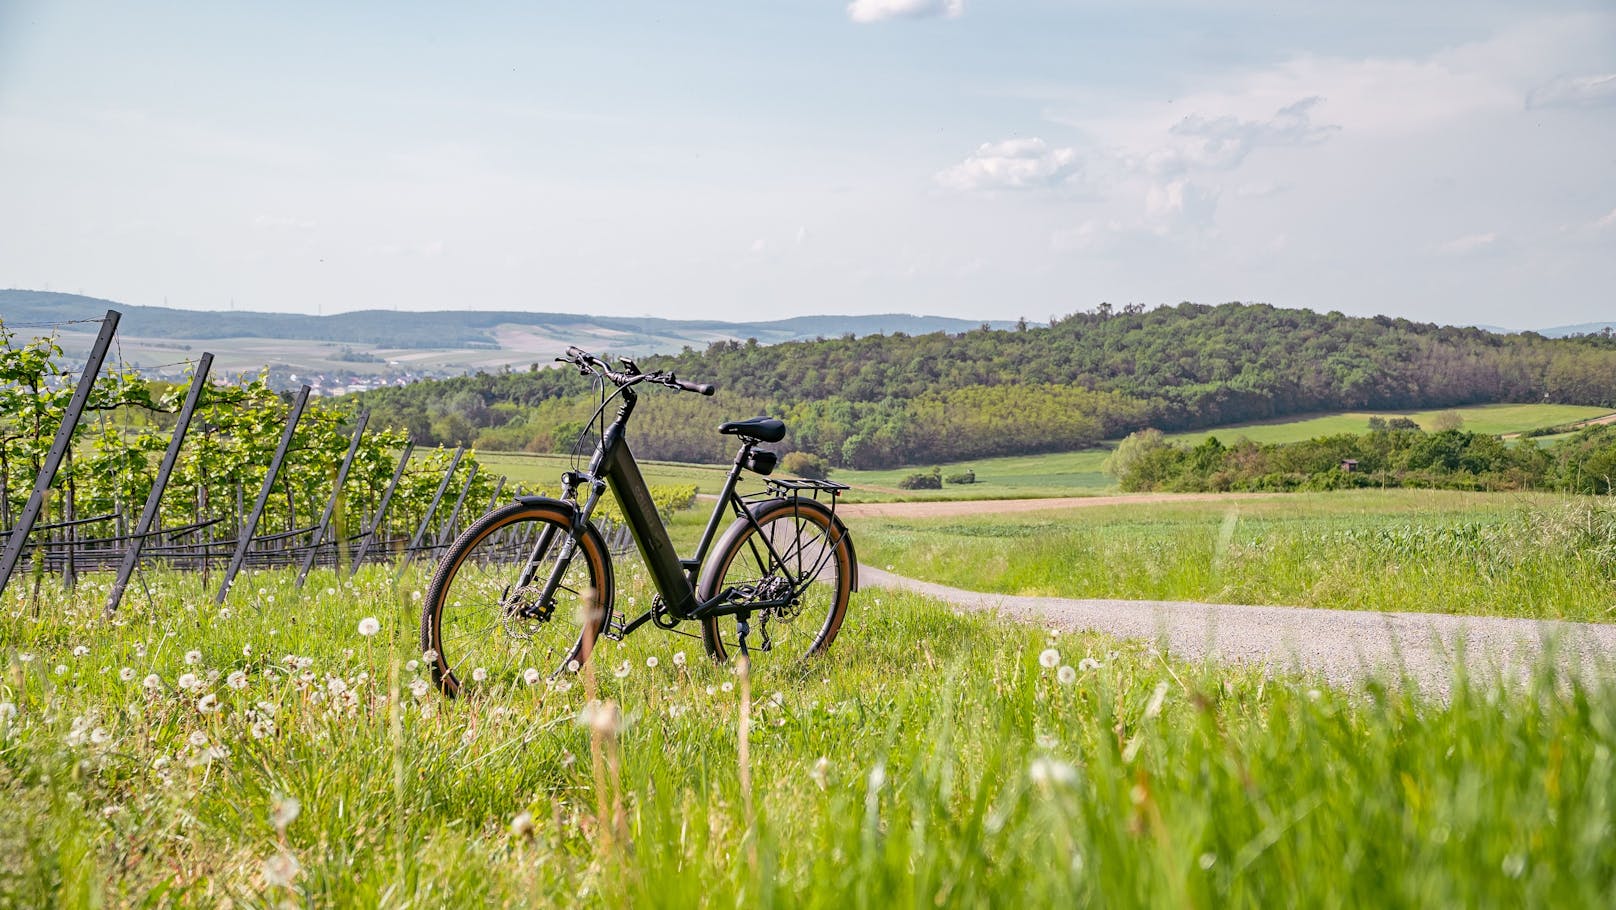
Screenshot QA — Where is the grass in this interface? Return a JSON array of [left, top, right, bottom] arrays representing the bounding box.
[[5, 561, 1616, 906], [854, 490, 1616, 622], [476, 403, 1613, 504]]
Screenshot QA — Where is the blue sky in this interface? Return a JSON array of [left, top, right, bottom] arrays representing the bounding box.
[[0, 0, 1611, 328]]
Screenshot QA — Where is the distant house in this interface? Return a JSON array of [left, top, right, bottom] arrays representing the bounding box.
[[1340, 459, 1359, 472]]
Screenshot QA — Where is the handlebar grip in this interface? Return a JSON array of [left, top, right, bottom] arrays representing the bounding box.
[[677, 379, 716, 396]]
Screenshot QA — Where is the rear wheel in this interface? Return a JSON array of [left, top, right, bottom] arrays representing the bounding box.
[[697, 499, 853, 663], [421, 500, 613, 696]]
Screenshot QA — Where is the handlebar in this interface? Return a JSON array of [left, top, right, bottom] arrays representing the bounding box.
[[558, 346, 716, 396]]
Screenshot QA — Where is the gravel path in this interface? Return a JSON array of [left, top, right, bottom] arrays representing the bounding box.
[[859, 565, 1616, 695]]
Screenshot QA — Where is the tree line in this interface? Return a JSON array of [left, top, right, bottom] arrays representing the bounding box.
[[351, 303, 1616, 469]]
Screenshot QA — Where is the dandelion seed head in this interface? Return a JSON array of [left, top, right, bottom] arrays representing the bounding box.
[[613, 661, 631, 679], [357, 617, 380, 637], [1057, 665, 1077, 685], [1078, 657, 1101, 672], [645, 656, 658, 669], [1038, 648, 1060, 669], [227, 671, 248, 690], [177, 672, 200, 691], [510, 811, 535, 837], [184, 650, 202, 665], [523, 668, 541, 685], [671, 651, 686, 667], [71, 645, 89, 657], [119, 667, 135, 682], [472, 667, 488, 683], [142, 674, 162, 691], [196, 694, 219, 714], [261, 851, 301, 888], [269, 795, 301, 832]]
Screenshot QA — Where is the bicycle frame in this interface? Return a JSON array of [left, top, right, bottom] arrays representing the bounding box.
[[522, 382, 808, 639]]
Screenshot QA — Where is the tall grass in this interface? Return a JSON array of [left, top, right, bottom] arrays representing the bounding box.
[[858, 492, 1616, 622], [2, 560, 1615, 905]]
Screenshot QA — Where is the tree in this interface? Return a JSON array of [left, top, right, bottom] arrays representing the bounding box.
[[1103, 428, 1167, 479], [1430, 410, 1464, 432]]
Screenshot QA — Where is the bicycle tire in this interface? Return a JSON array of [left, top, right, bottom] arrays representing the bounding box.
[[696, 497, 854, 663], [421, 499, 614, 697]]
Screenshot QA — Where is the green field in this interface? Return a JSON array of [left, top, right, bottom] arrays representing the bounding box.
[[474, 403, 1615, 504], [855, 490, 1616, 622], [5, 562, 1616, 905]]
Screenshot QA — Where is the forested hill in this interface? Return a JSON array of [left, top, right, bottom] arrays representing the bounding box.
[[353, 302, 1616, 469]]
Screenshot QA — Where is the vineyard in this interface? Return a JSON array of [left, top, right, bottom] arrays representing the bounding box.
[[0, 311, 693, 611]]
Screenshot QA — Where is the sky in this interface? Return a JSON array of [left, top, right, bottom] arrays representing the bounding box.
[[0, 0, 1612, 329]]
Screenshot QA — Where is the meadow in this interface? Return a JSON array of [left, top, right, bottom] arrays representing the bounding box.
[[853, 490, 1616, 622], [4, 561, 1616, 906], [469, 403, 1611, 504]]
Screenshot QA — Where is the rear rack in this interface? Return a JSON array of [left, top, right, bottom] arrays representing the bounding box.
[[764, 477, 848, 496]]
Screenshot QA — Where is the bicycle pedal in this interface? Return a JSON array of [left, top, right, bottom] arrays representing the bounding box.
[[603, 610, 628, 642]]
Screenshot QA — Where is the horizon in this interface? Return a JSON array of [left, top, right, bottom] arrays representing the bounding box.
[[1, 2, 1612, 329]]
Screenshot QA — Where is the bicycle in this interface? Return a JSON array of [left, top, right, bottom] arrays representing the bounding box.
[[420, 346, 858, 696]]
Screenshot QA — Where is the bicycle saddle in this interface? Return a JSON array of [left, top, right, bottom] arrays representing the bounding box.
[[719, 416, 786, 443]]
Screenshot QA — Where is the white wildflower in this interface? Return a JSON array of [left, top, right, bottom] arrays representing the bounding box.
[[1038, 648, 1060, 669], [409, 678, 430, 699], [471, 667, 488, 683], [614, 661, 631, 679], [671, 651, 686, 667], [565, 659, 580, 673], [1057, 665, 1077, 685], [72, 645, 89, 657], [270, 795, 301, 833], [645, 655, 659, 669], [227, 671, 248, 690], [119, 667, 136, 682], [54, 664, 67, 676], [196, 694, 219, 714], [261, 851, 301, 888], [720, 681, 734, 693], [406, 660, 419, 672], [357, 616, 380, 637], [142, 674, 162, 692], [510, 811, 535, 838], [421, 649, 438, 663], [188, 731, 209, 748], [1078, 657, 1101, 672], [184, 650, 202, 665], [523, 668, 541, 685], [176, 672, 199, 691], [327, 677, 347, 697]]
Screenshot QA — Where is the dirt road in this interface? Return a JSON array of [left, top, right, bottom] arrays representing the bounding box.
[[859, 565, 1616, 695]]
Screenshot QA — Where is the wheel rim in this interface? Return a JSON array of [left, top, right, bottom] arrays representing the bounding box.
[[703, 506, 849, 662], [428, 509, 607, 695]]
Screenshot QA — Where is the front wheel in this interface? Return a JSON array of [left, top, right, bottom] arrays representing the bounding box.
[[696, 498, 855, 663], [421, 500, 614, 696]]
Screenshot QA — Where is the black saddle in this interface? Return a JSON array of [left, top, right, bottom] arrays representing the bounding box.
[[719, 416, 786, 443]]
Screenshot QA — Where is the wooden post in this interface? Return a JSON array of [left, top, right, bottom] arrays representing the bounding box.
[[216, 386, 310, 604], [0, 310, 119, 600], [296, 409, 369, 587], [105, 353, 213, 615], [351, 442, 413, 575]]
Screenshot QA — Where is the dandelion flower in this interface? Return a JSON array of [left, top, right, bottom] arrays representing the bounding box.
[[227, 671, 248, 690], [1078, 657, 1101, 672], [421, 649, 438, 663], [72, 645, 89, 657], [184, 650, 202, 665], [250, 719, 275, 740], [565, 659, 580, 673], [261, 851, 301, 888], [720, 681, 734, 693], [671, 651, 686, 667], [17, 653, 32, 663], [142, 674, 162, 692], [327, 677, 347, 697], [54, 664, 67, 676], [645, 655, 659, 669], [1057, 665, 1077, 685], [269, 795, 301, 832], [613, 661, 631, 679], [1038, 648, 1060, 669], [119, 667, 136, 682], [0, 702, 15, 722], [357, 616, 380, 637], [177, 672, 200, 691], [409, 678, 430, 698], [197, 694, 219, 714], [189, 731, 210, 748], [523, 668, 541, 686], [510, 811, 535, 838], [472, 667, 488, 683]]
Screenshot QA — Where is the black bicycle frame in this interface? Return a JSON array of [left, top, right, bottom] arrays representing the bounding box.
[[527, 384, 779, 632]]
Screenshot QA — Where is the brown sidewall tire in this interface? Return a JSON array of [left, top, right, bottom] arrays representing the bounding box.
[[420, 499, 614, 697], [696, 498, 853, 663]]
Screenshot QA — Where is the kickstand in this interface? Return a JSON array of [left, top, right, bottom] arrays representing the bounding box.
[[736, 616, 751, 659]]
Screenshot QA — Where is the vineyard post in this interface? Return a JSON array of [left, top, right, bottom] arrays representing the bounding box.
[[486, 475, 506, 513], [295, 409, 370, 588], [105, 352, 214, 616], [399, 447, 463, 572], [351, 441, 413, 575], [0, 309, 119, 602], [216, 385, 311, 604], [435, 462, 479, 547]]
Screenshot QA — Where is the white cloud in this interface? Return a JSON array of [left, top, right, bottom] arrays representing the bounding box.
[[1594, 208, 1616, 230], [1526, 73, 1616, 110], [1145, 180, 1219, 230], [935, 138, 1084, 192], [1437, 232, 1498, 255], [1149, 97, 1339, 176], [847, 0, 962, 24]]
